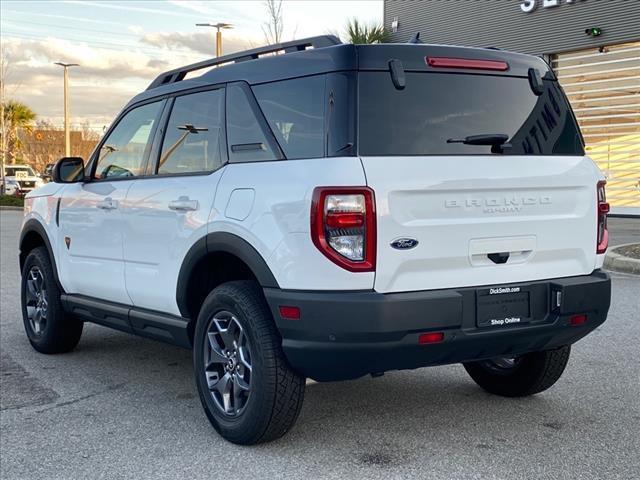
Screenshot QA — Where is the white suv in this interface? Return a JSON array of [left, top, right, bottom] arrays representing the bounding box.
[[4, 164, 44, 193], [19, 37, 612, 445]]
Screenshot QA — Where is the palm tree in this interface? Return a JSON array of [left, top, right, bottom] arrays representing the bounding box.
[[345, 18, 389, 44], [2, 100, 36, 163]]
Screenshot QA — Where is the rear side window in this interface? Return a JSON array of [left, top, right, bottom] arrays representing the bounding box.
[[226, 83, 279, 163], [358, 72, 584, 156], [158, 89, 225, 175], [253, 76, 325, 159]]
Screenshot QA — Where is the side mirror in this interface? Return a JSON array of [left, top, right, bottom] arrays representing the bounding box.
[[53, 157, 85, 183]]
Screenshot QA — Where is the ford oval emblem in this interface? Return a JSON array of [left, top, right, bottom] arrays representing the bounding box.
[[390, 238, 419, 250]]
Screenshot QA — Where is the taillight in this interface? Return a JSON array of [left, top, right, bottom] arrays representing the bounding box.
[[597, 181, 609, 254], [311, 187, 376, 272]]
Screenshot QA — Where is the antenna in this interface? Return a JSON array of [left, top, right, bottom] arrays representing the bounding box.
[[408, 32, 423, 44]]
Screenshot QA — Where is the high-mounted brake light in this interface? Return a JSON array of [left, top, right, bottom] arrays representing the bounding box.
[[596, 181, 609, 254], [311, 187, 376, 272], [426, 56, 509, 71]]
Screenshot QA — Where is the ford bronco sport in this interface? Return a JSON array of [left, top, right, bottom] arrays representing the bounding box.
[[19, 36, 611, 445]]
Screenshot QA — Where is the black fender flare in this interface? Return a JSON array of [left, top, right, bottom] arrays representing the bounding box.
[[19, 219, 62, 287], [176, 232, 279, 318]]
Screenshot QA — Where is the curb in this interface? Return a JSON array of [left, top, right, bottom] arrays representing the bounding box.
[[604, 243, 640, 275], [0, 206, 23, 211]]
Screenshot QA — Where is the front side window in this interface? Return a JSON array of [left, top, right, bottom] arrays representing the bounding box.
[[94, 101, 162, 179], [158, 89, 225, 175], [252, 76, 325, 159]]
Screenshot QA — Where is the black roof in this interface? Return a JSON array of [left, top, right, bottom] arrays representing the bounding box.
[[126, 36, 553, 108]]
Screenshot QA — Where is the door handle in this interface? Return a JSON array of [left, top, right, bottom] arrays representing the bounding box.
[[96, 198, 118, 210], [168, 197, 199, 212]]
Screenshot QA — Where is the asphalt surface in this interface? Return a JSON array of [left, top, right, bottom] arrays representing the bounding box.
[[1, 210, 639, 480], [608, 216, 640, 247]]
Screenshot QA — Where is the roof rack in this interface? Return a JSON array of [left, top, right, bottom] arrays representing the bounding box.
[[146, 35, 342, 90]]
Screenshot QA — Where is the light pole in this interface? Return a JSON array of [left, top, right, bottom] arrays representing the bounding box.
[[195, 22, 233, 57], [54, 62, 79, 157]]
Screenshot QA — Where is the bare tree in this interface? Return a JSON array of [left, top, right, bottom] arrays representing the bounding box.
[[81, 120, 100, 141], [262, 0, 284, 45]]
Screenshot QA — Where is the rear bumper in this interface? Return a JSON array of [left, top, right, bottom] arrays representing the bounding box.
[[264, 271, 611, 381]]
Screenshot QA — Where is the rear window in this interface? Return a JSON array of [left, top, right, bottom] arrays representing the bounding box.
[[358, 72, 584, 156]]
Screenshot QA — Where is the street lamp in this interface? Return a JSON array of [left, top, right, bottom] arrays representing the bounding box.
[[54, 62, 79, 157], [195, 22, 234, 57]]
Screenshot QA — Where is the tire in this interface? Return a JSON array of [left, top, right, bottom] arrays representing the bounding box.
[[21, 246, 83, 354], [193, 280, 305, 445], [463, 346, 571, 397]]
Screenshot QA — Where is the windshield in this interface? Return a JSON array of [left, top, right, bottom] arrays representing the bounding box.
[[5, 166, 36, 176], [358, 72, 584, 156]]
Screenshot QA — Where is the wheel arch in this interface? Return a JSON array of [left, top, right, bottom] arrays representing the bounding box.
[[19, 219, 62, 288], [176, 232, 279, 321]]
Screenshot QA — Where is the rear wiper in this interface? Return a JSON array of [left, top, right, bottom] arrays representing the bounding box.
[[447, 134, 511, 153]]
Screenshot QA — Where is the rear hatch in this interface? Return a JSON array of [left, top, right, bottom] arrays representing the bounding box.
[[356, 45, 603, 293]]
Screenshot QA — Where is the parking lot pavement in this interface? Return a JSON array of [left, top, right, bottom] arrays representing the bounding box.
[[608, 217, 640, 246], [1, 209, 639, 480]]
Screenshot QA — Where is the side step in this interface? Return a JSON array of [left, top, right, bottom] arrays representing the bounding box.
[[61, 294, 191, 349]]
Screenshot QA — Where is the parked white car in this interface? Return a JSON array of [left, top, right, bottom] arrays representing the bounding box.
[[1, 177, 20, 196], [3, 165, 43, 193], [18, 36, 611, 445]]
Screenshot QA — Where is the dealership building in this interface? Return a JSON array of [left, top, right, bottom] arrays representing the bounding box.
[[384, 0, 640, 215]]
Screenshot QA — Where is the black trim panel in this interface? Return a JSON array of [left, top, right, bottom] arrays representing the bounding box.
[[61, 294, 191, 348], [176, 232, 279, 318], [264, 271, 611, 381], [19, 219, 61, 286]]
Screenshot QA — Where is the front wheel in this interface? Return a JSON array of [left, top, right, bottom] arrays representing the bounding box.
[[463, 346, 571, 397], [193, 281, 305, 445], [21, 247, 83, 353]]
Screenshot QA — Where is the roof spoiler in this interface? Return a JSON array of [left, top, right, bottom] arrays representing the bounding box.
[[146, 35, 342, 90]]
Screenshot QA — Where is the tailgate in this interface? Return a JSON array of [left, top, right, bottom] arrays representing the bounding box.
[[363, 155, 601, 293]]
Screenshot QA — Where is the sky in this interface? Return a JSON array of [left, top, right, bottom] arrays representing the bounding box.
[[1, 0, 382, 131]]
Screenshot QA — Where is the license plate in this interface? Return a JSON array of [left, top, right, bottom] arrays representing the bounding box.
[[476, 286, 531, 328]]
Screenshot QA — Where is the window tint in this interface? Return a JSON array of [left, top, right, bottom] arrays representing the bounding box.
[[358, 72, 584, 156], [158, 89, 225, 175], [94, 101, 162, 179], [252, 76, 325, 159], [226, 83, 279, 163]]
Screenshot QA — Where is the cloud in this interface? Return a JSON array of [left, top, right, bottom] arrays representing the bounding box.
[[166, 0, 259, 22], [140, 31, 254, 56], [1, 27, 258, 128], [128, 25, 145, 35], [61, 0, 203, 19], [1, 36, 182, 127], [3, 37, 172, 81]]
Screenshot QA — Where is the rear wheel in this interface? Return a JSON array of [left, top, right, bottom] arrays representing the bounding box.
[[21, 247, 83, 353], [463, 346, 571, 397], [193, 280, 305, 445]]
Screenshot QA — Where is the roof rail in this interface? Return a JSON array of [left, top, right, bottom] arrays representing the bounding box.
[[146, 35, 342, 90]]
